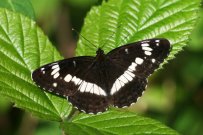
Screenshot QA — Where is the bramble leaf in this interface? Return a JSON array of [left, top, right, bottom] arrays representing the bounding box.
[[76, 0, 200, 64], [0, 0, 35, 19], [62, 110, 179, 135], [0, 8, 72, 121]]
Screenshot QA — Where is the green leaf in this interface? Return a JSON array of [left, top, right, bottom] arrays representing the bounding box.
[[0, 8, 72, 121], [62, 110, 179, 135], [76, 0, 200, 64], [0, 0, 35, 20]]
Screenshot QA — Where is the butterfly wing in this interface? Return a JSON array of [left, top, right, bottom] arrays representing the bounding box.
[[107, 38, 171, 77], [111, 77, 147, 108], [32, 56, 109, 114], [106, 38, 171, 107]]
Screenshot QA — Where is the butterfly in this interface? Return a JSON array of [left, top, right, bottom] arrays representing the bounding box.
[[32, 38, 171, 114]]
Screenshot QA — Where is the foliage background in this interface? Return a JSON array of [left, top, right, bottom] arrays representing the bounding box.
[[0, 0, 202, 135]]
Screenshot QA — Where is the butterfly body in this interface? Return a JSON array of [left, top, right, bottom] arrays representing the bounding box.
[[32, 38, 171, 114]]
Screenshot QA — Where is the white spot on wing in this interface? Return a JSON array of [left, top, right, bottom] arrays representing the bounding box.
[[51, 67, 60, 75], [125, 48, 129, 54], [123, 72, 133, 81], [141, 43, 149, 47], [110, 84, 117, 95], [93, 84, 99, 95], [141, 40, 149, 43], [78, 81, 106, 96], [129, 62, 137, 71], [73, 61, 76, 67], [85, 83, 93, 93], [81, 109, 85, 113], [48, 89, 53, 92], [118, 79, 125, 86], [145, 51, 152, 56], [64, 74, 72, 82], [52, 64, 59, 69], [152, 59, 156, 63], [135, 57, 144, 65], [53, 72, 59, 79], [115, 79, 122, 91], [122, 106, 128, 108], [93, 84, 99, 94], [72, 76, 81, 85], [142, 46, 153, 51], [99, 87, 106, 96], [125, 70, 135, 77], [50, 62, 57, 66], [155, 40, 160, 42], [97, 112, 102, 114], [53, 82, 57, 87], [90, 85, 94, 94], [79, 81, 87, 92], [119, 75, 128, 84], [130, 102, 135, 106]]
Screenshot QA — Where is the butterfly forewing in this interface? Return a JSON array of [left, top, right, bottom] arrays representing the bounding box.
[[107, 38, 170, 77], [32, 38, 171, 114], [32, 56, 96, 96]]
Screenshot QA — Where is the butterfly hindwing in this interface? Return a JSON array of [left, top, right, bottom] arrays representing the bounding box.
[[68, 92, 108, 114], [112, 77, 147, 108]]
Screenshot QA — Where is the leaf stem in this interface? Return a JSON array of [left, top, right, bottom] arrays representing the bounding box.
[[66, 108, 80, 122]]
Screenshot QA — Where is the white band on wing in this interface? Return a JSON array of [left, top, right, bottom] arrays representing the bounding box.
[[64, 74, 107, 96], [110, 57, 145, 95]]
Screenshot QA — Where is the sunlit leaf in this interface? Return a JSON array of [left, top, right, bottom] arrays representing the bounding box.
[[0, 0, 35, 19], [76, 0, 200, 65], [62, 110, 179, 135], [0, 8, 72, 121]]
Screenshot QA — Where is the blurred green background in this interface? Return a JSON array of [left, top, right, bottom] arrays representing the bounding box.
[[0, 0, 203, 135]]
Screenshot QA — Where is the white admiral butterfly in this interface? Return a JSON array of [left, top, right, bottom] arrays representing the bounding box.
[[32, 38, 171, 114]]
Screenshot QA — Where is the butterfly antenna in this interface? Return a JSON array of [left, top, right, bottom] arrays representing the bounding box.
[[72, 28, 97, 49]]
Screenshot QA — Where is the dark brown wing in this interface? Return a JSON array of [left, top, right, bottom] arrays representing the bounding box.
[[32, 56, 109, 114], [106, 38, 171, 107]]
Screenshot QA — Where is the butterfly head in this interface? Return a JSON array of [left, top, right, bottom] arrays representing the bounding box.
[[96, 48, 104, 55], [96, 48, 105, 61]]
